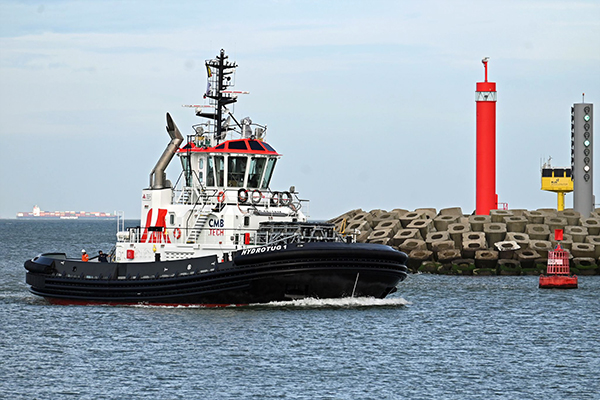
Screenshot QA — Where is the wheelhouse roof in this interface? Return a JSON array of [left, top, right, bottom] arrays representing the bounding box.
[[177, 138, 280, 156]]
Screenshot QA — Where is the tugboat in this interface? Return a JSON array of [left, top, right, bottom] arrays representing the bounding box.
[[24, 49, 408, 306]]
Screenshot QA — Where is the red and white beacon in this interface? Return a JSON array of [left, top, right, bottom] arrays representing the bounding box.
[[475, 57, 498, 215]]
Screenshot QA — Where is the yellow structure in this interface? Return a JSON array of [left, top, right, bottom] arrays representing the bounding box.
[[541, 164, 573, 211]]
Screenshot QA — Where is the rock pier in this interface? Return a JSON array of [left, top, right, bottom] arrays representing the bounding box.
[[329, 207, 600, 276]]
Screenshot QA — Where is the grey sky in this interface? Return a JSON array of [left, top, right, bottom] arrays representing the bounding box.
[[1, 0, 599, 220]]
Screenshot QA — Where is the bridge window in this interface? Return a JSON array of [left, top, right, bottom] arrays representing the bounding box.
[[207, 157, 215, 186], [248, 157, 266, 188], [261, 158, 277, 189], [249, 140, 265, 151], [229, 141, 248, 150], [228, 156, 247, 187]]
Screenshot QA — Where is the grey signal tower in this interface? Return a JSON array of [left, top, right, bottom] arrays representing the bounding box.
[[571, 103, 594, 217]]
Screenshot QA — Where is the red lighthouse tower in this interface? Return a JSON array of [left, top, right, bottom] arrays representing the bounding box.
[[475, 57, 498, 215]]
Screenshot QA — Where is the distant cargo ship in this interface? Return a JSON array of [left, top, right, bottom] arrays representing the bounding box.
[[16, 205, 116, 219]]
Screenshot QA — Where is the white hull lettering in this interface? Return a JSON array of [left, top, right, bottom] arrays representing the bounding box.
[[240, 244, 287, 256]]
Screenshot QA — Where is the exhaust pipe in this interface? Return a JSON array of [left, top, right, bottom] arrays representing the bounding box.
[[149, 113, 184, 189]]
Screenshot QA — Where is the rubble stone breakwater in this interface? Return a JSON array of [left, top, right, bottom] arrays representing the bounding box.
[[328, 207, 600, 276]]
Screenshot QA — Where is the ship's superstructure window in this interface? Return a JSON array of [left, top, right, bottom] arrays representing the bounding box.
[[261, 158, 277, 189], [228, 156, 248, 187], [262, 142, 276, 152], [248, 140, 265, 151], [248, 157, 266, 188], [207, 157, 215, 186], [198, 158, 204, 184], [181, 156, 192, 186], [229, 141, 248, 150], [215, 156, 225, 187]]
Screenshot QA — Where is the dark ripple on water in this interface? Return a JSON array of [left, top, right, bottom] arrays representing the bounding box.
[[1, 220, 599, 399]]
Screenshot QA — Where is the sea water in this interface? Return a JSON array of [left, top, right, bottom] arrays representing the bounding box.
[[1, 220, 599, 399]]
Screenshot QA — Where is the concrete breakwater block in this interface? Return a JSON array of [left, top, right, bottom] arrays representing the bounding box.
[[451, 259, 476, 275], [369, 209, 387, 218], [505, 232, 530, 249], [584, 236, 600, 259], [418, 261, 442, 274], [348, 212, 374, 227], [544, 216, 568, 233], [504, 216, 528, 233], [439, 207, 463, 216], [431, 241, 455, 257], [391, 208, 410, 216], [373, 211, 402, 226], [406, 219, 433, 239], [415, 208, 436, 220], [558, 210, 581, 226], [399, 239, 427, 254], [368, 238, 391, 246], [448, 223, 470, 248], [529, 240, 553, 258], [345, 220, 371, 233], [581, 218, 600, 236], [374, 219, 401, 234], [483, 223, 507, 248], [510, 209, 527, 217], [407, 249, 433, 272], [468, 215, 491, 232], [328, 208, 362, 224], [550, 234, 573, 251], [572, 257, 599, 275], [524, 210, 546, 224], [475, 250, 499, 269], [498, 259, 522, 276], [437, 249, 462, 264], [565, 226, 588, 243], [526, 224, 550, 240], [461, 233, 487, 258], [494, 240, 520, 259], [570, 243, 596, 258], [433, 215, 460, 232], [399, 212, 423, 228], [425, 231, 451, 251], [367, 228, 394, 243], [537, 208, 557, 217], [392, 229, 421, 246], [515, 249, 541, 269], [490, 209, 513, 223]]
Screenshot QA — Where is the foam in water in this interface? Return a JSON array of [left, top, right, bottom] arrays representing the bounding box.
[[259, 296, 410, 308], [128, 296, 409, 309]]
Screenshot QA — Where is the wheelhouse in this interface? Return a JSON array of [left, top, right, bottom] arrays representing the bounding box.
[[177, 138, 281, 191]]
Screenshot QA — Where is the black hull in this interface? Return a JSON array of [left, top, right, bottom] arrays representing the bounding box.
[[24, 242, 408, 306]]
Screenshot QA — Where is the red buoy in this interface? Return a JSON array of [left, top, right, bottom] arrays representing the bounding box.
[[539, 241, 578, 289]]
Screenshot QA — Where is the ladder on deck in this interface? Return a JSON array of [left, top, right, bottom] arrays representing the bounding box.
[[186, 212, 210, 243]]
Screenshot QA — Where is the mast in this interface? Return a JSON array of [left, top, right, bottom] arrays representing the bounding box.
[[202, 49, 238, 142]]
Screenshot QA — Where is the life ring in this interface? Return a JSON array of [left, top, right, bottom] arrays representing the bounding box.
[[238, 188, 249, 204], [280, 191, 292, 206], [217, 191, 226, 203], [251, 189, 262, 205], [270, 191, 280, 207], [173, 228, 181, 239]]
